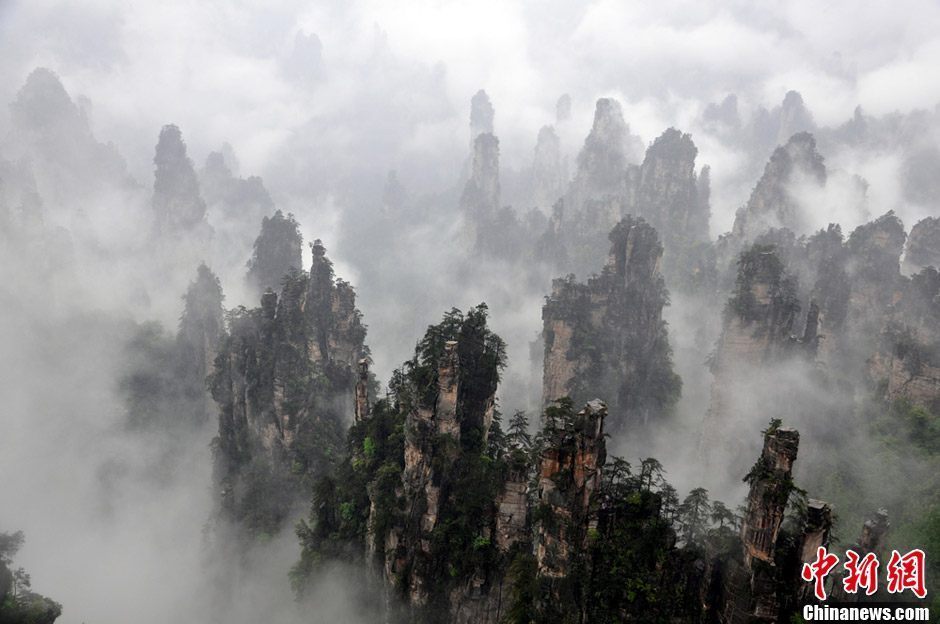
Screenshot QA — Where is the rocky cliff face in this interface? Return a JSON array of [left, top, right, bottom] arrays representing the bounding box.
[[542, 216, 680, 437], [903, 216, 940, 273], [210, 240, 367, 534], [152, 124, 211, 239], [629, 128, 709, 243], [711, 425, 822, 623], [177, 263, 225, 421], [291, 295, 836, 622], [119, 263, 226, 431], [626, 127, 712, 289], [245, 209, 303, 297], [870, 265, 940, 411], [700, 245, 812, 478], [544, 98, 641, 271], [377, 308, 505, 622], [534, 400, 606, 582], [730, 132, 826, 245], [739, 427, 799, 620]]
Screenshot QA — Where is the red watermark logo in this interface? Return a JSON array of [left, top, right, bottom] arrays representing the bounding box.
[[801, 547, 927, 600]]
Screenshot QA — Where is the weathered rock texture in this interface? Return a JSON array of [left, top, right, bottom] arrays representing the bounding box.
[[730, 132, 826, 245], [542, 216, 680, 436], [626, 127, 712, 288], [534, 400, 606, 581], [700, 245, 812, 477], [739, 427, 799, 620], [870, 265, 940, 411], [716, 425, 812, 624], [543, 115, 711, 290], [379, 310, 505, 621], [211, 239, 367, 533]]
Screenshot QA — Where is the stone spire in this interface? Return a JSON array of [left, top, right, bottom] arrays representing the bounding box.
[[152, 124, 209, 236]]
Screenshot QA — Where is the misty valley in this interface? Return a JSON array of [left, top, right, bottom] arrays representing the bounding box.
[[2, 5, 940, 623]]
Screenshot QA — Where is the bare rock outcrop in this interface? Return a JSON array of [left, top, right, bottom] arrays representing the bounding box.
[[542, 216, 680, 437], [534, 399, 606, 581], [211, 240, 367, 533]]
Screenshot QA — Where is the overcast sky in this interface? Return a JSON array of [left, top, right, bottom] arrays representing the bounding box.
[[2, 0, 940, 188]]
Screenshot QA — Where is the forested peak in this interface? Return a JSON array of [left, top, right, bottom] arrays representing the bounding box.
[[246, 210, 303, 295], [152, 124, 207, 234], [392, 304, 505, 412], [180, 263, 223, 327], [605, 216, 663, 281], [309, 238, 334, 278], [905, 216, 940, 272], [645, 127, 698, 166], [154, 124, 189, 169], [847, 211, 906, 260]]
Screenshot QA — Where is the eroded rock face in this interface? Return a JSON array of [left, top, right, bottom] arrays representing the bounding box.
[[630, 128, 707, 240], [534, 399, 606, 581], [542, 217, 680, 436], [627, 127, 711, 288], [211, 241, 367, 533], [904, 216, 940, 273], [700, 246, 811, 479], [376, 311, 504, 621], [741, 428, 799, 568], [731, 132, 826, 244], [714, 427, 804, 623], [177, 263, 225, 418], [870, 265, 940, 411]]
